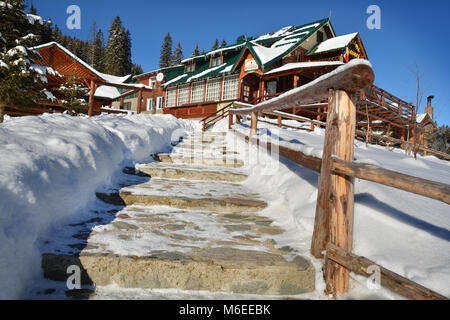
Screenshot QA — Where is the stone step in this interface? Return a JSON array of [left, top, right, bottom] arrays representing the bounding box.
[[184, 136, 225, 143], [117, 178, 266, 213], [42, 249, 314, 295], [156, 153, 244, 168], [171, 148, 239, 158], [173, 143, 228, 152], [136, 163, 248, 182], [41, 205, 315, 296], [189, 131, 227, 137]]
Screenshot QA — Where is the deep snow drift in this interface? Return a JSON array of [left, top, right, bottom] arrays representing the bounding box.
[[0, 113, 198, 299]]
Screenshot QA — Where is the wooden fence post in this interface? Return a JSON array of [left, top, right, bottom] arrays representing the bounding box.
[[250, 111, 258, 138], [137, 88, 143, 114], [228, 113, 233, 129], [88, 79, 96, 116], [311, 89, 356, 295]]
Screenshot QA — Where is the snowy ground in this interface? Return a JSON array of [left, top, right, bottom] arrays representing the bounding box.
[[0, 113, 198, 299], [219, 117, 449, 299], [1, 113, 448, 299]]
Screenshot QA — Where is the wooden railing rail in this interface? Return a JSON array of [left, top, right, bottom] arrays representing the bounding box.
[[200, 102, 234, 132], [326, 243, 448, 300], [257, 110, 450, 160]]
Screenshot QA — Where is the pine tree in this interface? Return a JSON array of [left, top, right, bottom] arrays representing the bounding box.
[[131, 63, 143, 76], [52, 24, 64, 44], [221, 39, 227, 48], [123, 29, 132, 74], [172, 42, 183, 65], [55, 75, 89, 115], [159, 32, 173, 68], [105, 16, 130, 76], [191, 43, 200, 57], [212, 38, 219, 51], [28, 4, 37, 15], [90, 29, 105, 72], [432, 125, 450, 154], [0, 0, 47, 122], [26, 4, 52, 45]]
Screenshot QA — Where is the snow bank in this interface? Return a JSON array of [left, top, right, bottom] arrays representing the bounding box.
[[0, 113, 197, 299]]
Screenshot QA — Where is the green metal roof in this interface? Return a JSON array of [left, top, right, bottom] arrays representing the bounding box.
[[149, 17, 335, 86], [163, 48, 242, 87]]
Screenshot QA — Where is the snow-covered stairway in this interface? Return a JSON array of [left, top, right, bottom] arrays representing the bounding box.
[[40, 131, 315, 298]]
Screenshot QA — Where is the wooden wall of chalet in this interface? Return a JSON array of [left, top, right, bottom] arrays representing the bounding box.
[[281, 47, 307, 65], [163, 103, 218, 119], [239, 52, 263, 79]]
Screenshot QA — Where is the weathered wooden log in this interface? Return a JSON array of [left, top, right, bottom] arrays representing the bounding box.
[[250, 111, 258, 138], [137, 88, 143, 114], [355, 129, 450, 160], [323, 90, 356, 294], [326, 243, 449, 300], [230, 59, 374, 115], [332, 157, 450, 205], [231, 129, 322, 173], [88, 79, 96, 117]]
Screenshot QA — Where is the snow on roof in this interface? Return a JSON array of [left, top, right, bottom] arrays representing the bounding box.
[[270, 32, 309, 48], [186, 63, 228, 82], [31, 42, 151, 91], [133, 64, 183, 79], [250, 42, 292, 65], [95, 85, 121, 99], [162, 74, 188, 87], [220, 65, 234, 74], [205, 43, 245, 57], [295, 22, 321, 32], [255, 26, 295, 41], [97, 72, 132, 84], [181, 55, 206, 64], [32, 42, 107, 80], [311, 32, 358, 54], [416, 113, 428, 123], [265, 61, 344, 75], [255, 21, 322, 42]]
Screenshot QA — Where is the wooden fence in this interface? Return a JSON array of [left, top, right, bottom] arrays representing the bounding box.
[[228, 59, 449, 300]]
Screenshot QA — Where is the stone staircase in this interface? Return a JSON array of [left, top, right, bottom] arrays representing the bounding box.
[[40, 131, 315, 299]]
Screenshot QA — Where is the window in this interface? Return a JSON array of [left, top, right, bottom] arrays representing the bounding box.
[[211, 56, 222, 67], [267, 81, 277, 95], [190, 80, 204, 103], [177, 84, 190, 106], [317, 31, 323, 43], [186, 64, 195, 73], [149, 77, 156, 89], [206, 78, 222, 102], [222, 75, 239, 101], [166, 87, 177, 107], [147, 98, 154, 111], [123, 102, 131, 110], [156, 96, 164, 109]]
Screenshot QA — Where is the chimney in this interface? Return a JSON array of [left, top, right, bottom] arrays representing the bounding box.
[[425, 95, 434, 119]]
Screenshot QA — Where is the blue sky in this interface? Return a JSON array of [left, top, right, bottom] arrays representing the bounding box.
[[30, 0, 449, 125]]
